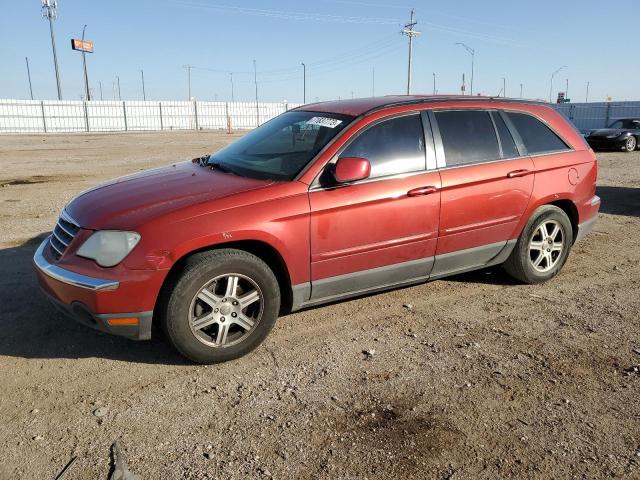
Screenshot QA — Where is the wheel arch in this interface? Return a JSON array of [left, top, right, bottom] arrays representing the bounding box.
[[548, 199, 579, 243], [156, 239, 294, 317]]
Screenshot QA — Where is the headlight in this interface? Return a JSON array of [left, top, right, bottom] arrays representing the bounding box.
[[76, 230, 141, 267]]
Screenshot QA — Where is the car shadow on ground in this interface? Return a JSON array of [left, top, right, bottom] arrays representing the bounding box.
[[596, 185, 640, 218], [0, 234, 189, 365]]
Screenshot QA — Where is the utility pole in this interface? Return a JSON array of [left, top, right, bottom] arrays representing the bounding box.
[[253, 60, 259, 126], [550, 65, 567, 103], [433, 73, 436, 95], [502, 77, 506, 97], [99, 81, 103, 100], [401, 9, 420, 95], [585, 81, 590, 103], [183, 65, 193, 100], [42, 0, 62, 100], [301, 62, 306, 103], [229, 72, 235, 102], [116, 75, 121, 100], [461, 73, 466, 95], [140, 70, 146, 100], [25, 57, 34, 100], [455, 43, 475, 96]]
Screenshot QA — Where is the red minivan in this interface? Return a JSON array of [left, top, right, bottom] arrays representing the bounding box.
[[34, 96, 600, 363]]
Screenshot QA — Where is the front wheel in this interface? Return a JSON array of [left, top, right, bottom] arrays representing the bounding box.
[[624, 136, 637, 152], [160, 249, 280, 364], [503, 205, 573, 284]]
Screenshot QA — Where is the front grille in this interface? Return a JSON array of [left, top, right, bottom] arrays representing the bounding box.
[[49, 211, 81, 261]]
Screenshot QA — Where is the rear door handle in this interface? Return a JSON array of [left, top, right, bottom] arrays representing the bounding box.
[[507, 169, 530, 178], [407, 186, 438, 196]]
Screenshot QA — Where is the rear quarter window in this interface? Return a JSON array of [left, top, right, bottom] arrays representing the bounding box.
[[506, 112, 570, 155]]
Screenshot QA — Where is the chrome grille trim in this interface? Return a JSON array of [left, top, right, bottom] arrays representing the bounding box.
[[52, 229, 69, 247], [49, 210, 81, 261]]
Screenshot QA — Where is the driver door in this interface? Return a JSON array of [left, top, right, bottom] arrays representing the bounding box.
[[308, 112, 441, 301]]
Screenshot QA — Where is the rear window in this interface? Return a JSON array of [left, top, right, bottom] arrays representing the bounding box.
[[506, 112, 570, 155], [435, 110, 500, 166]]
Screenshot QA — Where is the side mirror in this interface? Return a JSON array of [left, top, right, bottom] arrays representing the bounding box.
[[334, 157, 371, 183]]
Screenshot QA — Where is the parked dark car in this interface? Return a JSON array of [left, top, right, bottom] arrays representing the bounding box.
[[585, 118, 640, 152]]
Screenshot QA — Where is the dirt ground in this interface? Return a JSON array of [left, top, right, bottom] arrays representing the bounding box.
[[0, 131, 638, 480]]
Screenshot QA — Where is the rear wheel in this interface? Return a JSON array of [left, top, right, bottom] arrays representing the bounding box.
[[503, 205, 573, 284], [624, 136, 637, 152], [160, 249, 280, 364]]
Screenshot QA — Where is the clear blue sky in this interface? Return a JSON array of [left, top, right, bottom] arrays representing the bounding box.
[[1, 0, 637, 103]]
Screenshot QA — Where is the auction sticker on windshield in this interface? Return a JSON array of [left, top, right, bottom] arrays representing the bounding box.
[[307, 117, 343, 128]]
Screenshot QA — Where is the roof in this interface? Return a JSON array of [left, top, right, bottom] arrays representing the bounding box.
[[296, 95, 547, 117]]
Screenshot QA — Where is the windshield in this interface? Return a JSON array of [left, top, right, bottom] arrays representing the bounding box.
[[608, 119, 640, 129], [208, 111, 354, 181]]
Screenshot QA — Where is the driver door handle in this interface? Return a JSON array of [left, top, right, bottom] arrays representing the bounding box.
[[507, 169, 530, 178], [407, 186, 438, 197]]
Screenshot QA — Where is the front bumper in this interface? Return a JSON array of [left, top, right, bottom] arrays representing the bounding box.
[[33, 236, 154, 340]]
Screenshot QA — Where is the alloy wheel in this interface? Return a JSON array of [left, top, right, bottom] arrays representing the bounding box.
[[626, 136, 637, 152], [529, 220, 564, 273], [188, 273, 263, 348]]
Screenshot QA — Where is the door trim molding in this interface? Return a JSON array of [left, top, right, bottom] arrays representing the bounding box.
[[290, 239, 518, 312]]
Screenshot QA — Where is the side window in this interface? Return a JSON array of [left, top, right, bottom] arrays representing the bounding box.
[[435, 110, 500, 166], [340, 114, 425, 178], [491, 112, 520, 159], [506, 112, 570, 154]]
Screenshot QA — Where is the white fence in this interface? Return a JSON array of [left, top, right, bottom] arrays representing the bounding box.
[[0, 99, 302, 134]]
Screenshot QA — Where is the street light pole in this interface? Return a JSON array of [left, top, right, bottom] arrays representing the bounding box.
[[433, 73, 436, 95], [502, 77, 506, 98], [116, 75, 121, 101], [549, 65, 567, 103], [456, 42, 475, 96], [99, 81, 103, 100], [42, 1, 62, 100], [140, 70, 146, 100], [520, 83, 523, 98], [301, 62, 306, 103], [25, 57, 34, 100], [253, 60, 259, 126], [586, 81, 590, 103], [229, 72, 235, 102]]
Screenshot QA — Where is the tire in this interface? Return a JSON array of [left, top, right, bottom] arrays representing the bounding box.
[[624, 136, 637, 152], [503, 205, 573, 284], [160, 249, 280, 364]]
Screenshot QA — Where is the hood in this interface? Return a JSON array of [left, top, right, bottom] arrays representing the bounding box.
[[66, 161, 273, 230], [588, 128, 627, 138]]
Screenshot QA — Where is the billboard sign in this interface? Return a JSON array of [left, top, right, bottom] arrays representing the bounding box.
[[71, 39, 94, 53]]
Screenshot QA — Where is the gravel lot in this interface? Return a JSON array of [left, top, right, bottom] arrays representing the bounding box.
[[0, 132, 638, 480]]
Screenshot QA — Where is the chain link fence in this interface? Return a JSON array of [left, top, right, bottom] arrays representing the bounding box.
[[0, 99, 302, 134]]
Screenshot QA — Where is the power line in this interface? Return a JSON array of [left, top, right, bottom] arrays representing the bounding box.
[[170, 1, 402, 25]]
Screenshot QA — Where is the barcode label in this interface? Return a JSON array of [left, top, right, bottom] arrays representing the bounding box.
[[307, 116, 343, 129]]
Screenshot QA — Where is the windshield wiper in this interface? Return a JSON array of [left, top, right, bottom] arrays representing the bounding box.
[[207, 158, 242, 176]]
